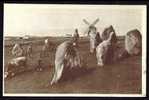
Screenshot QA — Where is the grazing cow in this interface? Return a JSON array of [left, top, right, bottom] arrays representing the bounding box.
[[96, 32, 115, 66], [50, 40, 82, 85], [101, 25, 117, 44], [125, 29, 142, 55], [12, 43, 24, 57], [41, 39, 50, 57], [87, 26, 102, 53], [26, 43, 33, 58], [4, 56, 27, 78]]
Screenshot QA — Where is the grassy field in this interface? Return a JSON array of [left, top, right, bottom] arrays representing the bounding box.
[[4, 36, 141, 94]]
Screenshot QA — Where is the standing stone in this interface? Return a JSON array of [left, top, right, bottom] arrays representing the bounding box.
[[101, 25, 117, 44], [125, 29, 142, 55]]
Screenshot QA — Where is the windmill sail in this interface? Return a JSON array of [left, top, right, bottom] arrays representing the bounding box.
[[83, 18, 99, 36], [83, 19, 90, 25], [91, 18, 99, 26]]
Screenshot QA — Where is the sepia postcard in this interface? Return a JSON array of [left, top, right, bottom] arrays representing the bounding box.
[[3, 4, 146, 97]]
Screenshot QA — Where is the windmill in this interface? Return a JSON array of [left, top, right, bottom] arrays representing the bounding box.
[[83, 18, 99, 35]]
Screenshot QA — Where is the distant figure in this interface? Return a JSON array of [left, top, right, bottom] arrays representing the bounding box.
[[125, 29, 142, 55], [26, 43, 33, 58], [50, 39, 82, 85], [36, 57, 43, 72], [12, 43, 24, 57], [72, 29, 80, 46], [45, 38, 50, 44], [41, 39, 50, 57]]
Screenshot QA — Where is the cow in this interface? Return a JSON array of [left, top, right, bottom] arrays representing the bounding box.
[[96, 32, 116, 66], [87, 26, 102, 54], [4, 56, 27, 78], [11, 43, 24, 57], [50, 39, 82, 85], [125, 29, 142, 55]]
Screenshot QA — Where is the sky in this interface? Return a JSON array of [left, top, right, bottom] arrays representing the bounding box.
[[4, 4, 146, 37]]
